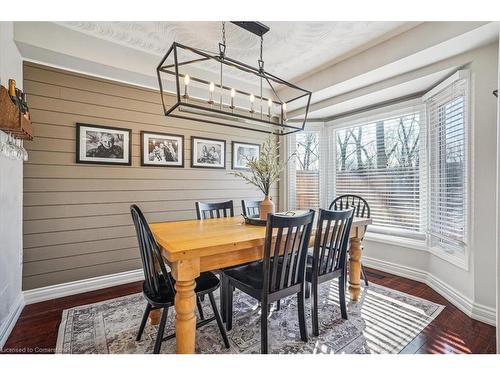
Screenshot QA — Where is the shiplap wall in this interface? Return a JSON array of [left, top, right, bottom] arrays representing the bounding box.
[[22, 62, 278, 290]]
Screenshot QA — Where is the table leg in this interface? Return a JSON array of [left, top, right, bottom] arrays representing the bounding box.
[[348, 237, 362, 301], [149, 310, 161, 325], [171, 258, 200, 354]]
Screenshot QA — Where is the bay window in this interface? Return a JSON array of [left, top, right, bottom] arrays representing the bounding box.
[[286, 70, 470, 265]]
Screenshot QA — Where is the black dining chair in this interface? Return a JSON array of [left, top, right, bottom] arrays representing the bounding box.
[[241, 199, 261, 217], [330, 194, 371, 286], [130, 204, 229, 353], [195, 200, 235, 320], [195, 200, 234, 220], [307, 208, 354, 336], [223, 210, 315, 354]]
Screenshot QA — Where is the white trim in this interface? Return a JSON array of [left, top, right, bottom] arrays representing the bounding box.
[[325, 97, 423, 129], [422, 70, 469, 101], [363, 256, 496, 326], [23, 269, 144, 305], [0, 293, 25, 349]]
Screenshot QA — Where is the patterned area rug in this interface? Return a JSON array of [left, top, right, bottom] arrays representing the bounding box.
[[56, 281, 443, 354]]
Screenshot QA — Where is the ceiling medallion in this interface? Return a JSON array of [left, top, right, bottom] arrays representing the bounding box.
[[157, 21, 311, 135]]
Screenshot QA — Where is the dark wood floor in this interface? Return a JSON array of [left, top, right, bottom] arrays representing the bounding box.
[[1, 267, 496, 354]]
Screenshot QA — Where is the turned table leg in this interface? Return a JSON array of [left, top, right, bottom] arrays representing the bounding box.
[[171, 258, 200, 354], [348, 236, 362, 301], [149, 310, 161, 325]]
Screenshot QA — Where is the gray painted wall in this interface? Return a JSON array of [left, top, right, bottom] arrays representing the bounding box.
[[22, 62, 277, 290]]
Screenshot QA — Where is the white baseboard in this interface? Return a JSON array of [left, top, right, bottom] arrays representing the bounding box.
[[0, 293, 25, 349], [363, 256, 497, 326], [23, 269, 144, 305]]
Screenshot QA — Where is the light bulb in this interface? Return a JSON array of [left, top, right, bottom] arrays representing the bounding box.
[[230, 88, 236, 98], [282, 102, 287, 111], [250, 94, 255, 103], [209, 82, 215, 92], [268, 98, 272, 107], [184, 74, 190, 85]]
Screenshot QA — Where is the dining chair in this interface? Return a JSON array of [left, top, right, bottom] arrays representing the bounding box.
[[307, 207, 354, 336], [241, 199, 260, 217], [223, 210, 315, 354], [330, 194, 371, 286], [195, 200, 234, 219], [195, 200, 235, 320], [130, 204, 229, 353]]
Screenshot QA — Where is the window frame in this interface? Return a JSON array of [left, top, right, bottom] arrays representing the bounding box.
[[423, 70, 472, 270], [284, 71, 471, 270]]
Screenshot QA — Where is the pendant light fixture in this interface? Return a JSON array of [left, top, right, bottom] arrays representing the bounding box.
[[156, 21, 311, 135]]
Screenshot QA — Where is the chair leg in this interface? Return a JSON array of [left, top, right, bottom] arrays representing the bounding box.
[[339, 272, 348, 320], [196, 296, 205, 320], [311, 281, 320, 336], [136, 303, 152, 341], [361, 263, 369, 287], [260, 300, 269, 354], [220, 275, 227, 322], [305, 281, 311, 299], [153, 307, 169, 354], [275, 299, 281, 311], [208, 292, 230, 349], [297, 284, 308, 342], [225, 281, 234, 332]]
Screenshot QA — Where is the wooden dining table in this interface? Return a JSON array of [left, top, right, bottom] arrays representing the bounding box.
[[149, 214, 371, 354]]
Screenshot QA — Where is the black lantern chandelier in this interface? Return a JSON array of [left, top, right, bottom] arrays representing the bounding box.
[[156, 22, 312, 135]]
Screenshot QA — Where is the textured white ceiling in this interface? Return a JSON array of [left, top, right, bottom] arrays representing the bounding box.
[[56, 21, 408, 82]]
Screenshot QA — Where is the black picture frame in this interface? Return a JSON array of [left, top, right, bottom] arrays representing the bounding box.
[[191, 136, 226, 169], [140, 131, 185, 168], [232, 141, 261, 170], [76, 123, 132, 166]]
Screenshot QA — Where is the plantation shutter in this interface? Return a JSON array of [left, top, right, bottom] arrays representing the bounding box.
[[332, 107, 425, 239], [424, 70, 469, 254]]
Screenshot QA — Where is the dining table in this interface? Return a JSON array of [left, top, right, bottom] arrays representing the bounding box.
[[149, 213, 372, 354]]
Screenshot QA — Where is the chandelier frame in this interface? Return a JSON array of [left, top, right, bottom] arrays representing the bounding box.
[[156, 25, 312, 135]]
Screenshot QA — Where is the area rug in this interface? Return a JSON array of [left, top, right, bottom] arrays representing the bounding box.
[[56, 281, 444, 354]]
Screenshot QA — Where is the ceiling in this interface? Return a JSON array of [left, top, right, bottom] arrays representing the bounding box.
[[56, 21, 409, 82]]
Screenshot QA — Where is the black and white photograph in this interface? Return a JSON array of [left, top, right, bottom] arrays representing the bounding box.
[[76, 123, 131, 165], [191, 137, 226, 169], [232, 141, 260, 170], [141, 131, 184, 167]]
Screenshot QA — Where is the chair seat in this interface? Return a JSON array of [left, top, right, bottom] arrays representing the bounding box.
[[143, 271, 220, 305], [224, 258, 289, 291]]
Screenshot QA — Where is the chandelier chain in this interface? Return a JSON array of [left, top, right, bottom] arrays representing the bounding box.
[[222, 21, 226, 46], [260, 35, 263, 62]]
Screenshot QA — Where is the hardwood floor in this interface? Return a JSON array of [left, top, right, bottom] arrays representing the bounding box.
[[1, 267, 496, 354]]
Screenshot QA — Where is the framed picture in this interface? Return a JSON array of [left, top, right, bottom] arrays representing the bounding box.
[[191, 137, 226, 169], [232, 141, 261, 170], [141, 131, 184, 167], [76, 123, 131, 165]]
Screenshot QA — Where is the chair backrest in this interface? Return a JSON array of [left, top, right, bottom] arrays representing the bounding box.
[[130, 204, 174, 298], [195, 200, 234, 220], [329, 194, 370, 218], [311, 208, 354, 278], [241, 199, 260, 217], [262, 210, 315, 294]]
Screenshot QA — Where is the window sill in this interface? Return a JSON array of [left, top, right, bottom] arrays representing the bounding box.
[[363, 232, 469, 271], [364, 232, 428, 252]]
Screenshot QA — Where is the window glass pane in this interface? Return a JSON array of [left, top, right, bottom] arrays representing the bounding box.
[[295, 131, 320, 210], [334, 111, 423, 237]]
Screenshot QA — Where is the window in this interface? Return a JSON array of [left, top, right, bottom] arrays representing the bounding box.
[[332, 108, 425, 239], [285, 70, 470, 266], [288, 130, 321, 211], [425, 72, 469, 255]]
